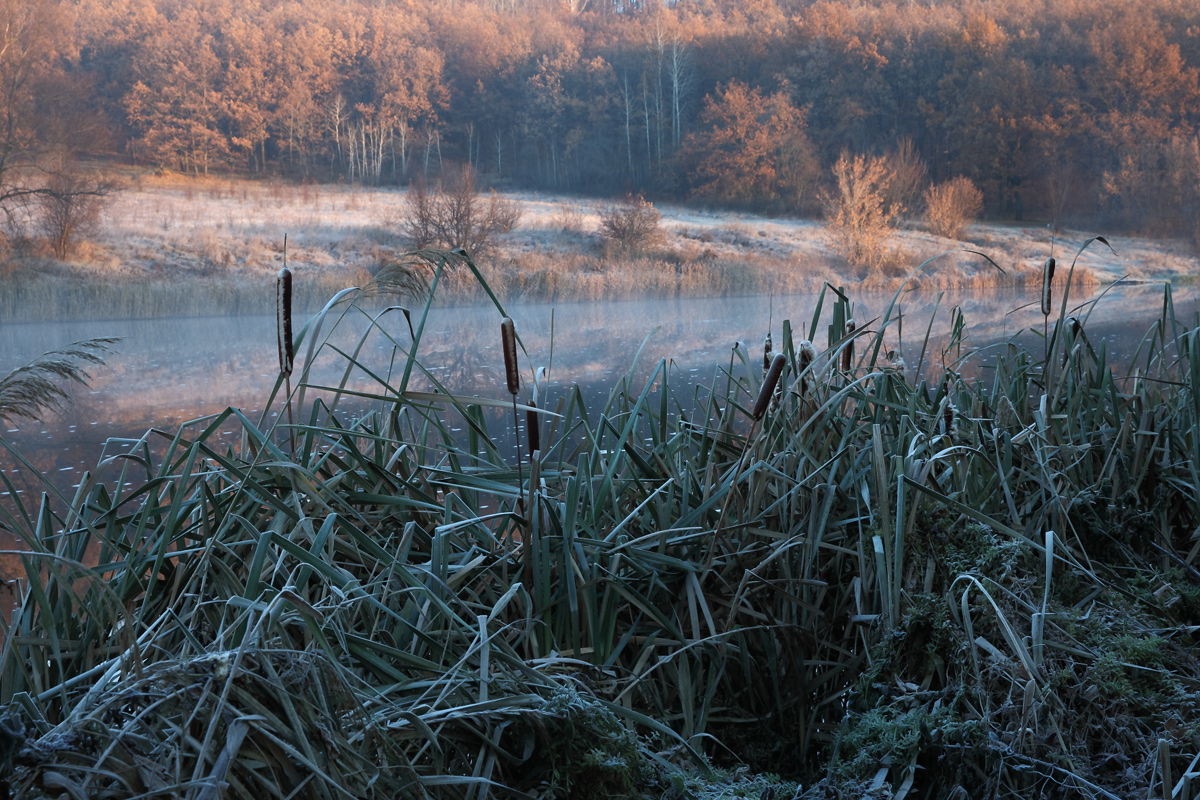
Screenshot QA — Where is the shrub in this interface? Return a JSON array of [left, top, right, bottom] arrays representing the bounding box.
[[924, 176, 984, 240], [400, 165, 520, 259], [598, 194, 663, 252], [882, 138, 927, 221], [823, 153, 903, 273]]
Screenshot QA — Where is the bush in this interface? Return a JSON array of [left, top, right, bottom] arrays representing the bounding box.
[[400, 165, 520, 260], [598, 194, 663, 252], [924, 176, 984, 240], [823, 153, 903, 273]]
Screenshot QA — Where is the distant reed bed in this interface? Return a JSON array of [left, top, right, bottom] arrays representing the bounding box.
[[0, 245, 1195, 799], [0, 242, 1095, 322]]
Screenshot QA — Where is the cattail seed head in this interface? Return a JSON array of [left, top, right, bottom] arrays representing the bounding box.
[[753, 353, 787, 421], [797, 340, 817, 399], [996, 394, 1020, 429], [941, 402, 958, 442], [841, 319, 855, 372], [763, 332, 773, 377], [526, 401, 541, 455], [501, 317, 519, 396], [276, 267, 294, 377], [1041, 257, 1056, 316]]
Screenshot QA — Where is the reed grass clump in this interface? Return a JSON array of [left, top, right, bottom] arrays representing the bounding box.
[[1, 247, 1199, 799]]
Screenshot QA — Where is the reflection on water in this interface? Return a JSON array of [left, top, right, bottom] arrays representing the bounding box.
[[1, 282, 1197, 555]]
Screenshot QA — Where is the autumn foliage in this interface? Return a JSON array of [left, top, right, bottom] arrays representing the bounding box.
[[823, 154, 905, 274], [681, 81, 818, 211], [4, 0, 1200, 243], [925, 177, 985, 240]]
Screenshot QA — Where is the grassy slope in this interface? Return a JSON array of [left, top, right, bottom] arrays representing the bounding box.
[[3, 175, 1198, 322]]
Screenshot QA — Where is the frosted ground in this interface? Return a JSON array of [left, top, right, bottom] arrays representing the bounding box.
[[82, 175, 1200, 295]]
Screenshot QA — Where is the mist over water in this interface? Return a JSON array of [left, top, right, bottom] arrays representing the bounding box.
[[1, 281, 1196, 552]]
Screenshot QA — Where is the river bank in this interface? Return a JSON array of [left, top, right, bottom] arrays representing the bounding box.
[[4, 176, 1197, 323]]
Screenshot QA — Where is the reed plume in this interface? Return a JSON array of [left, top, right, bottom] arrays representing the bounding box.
[[0, 338, 118, 423]]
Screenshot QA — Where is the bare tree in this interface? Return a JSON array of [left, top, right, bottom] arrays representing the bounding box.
[[598, 193, 663, 253], [401, 165, 520, 259], [37, 170, 119, 260]]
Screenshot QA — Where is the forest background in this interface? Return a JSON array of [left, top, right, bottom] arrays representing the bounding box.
[[4, 0, 1200, 247]]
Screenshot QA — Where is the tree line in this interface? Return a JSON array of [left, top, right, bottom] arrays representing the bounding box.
[[8, 0, 1200, 238]]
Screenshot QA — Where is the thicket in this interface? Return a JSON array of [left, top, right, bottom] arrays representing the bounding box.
[[1, 249, 1199, 799]]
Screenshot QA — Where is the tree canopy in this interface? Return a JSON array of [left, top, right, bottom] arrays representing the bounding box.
[[19, 0, 1200, 232]]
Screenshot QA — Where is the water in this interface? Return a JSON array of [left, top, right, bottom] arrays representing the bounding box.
[[1, 282, 1196, 557]]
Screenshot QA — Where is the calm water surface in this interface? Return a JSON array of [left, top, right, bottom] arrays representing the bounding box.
[[1, 282, 1196, 558]]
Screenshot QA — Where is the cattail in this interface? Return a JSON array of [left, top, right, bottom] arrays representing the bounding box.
[[940, 402, 958, 442], [753, 353, 786, 421], [762, 332, 773, 377], [1041, 257, 1056, 316], [501, 316, 525, 513], [526, 402, 540, 455], [996, 394, 1020, 430], [276, 267, 293, 377], [797, 339, 817, 397], [501, 317, 519, 396], [841, 319, 855, 372], [526, 366, 542, 455], [1063, 316, 1081, 367]]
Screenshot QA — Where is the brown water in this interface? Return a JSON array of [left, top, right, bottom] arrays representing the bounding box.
[[1, 281, 1196, 565]]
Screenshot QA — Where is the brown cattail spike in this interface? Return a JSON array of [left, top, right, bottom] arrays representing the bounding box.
[[277, 267, 293, 377], [526, 402, 541, 455], [1041, 257, 1056, 316], [501, 317, 519, 396], [841, 319, 855, 372], [752, 353, 787, 421]]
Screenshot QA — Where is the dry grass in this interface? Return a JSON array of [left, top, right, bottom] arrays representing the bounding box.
[[0, 175, 1194, 322]]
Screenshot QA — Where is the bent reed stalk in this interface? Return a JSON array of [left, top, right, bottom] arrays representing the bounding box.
[[2, 247, 1199, 800]]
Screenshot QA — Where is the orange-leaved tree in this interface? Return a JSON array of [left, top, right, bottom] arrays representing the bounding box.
[[681, 81, 818, 212]]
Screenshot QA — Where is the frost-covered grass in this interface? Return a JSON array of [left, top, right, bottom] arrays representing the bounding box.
[[2, 248, 1200, 798], [5, 174, 1195, 321]]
